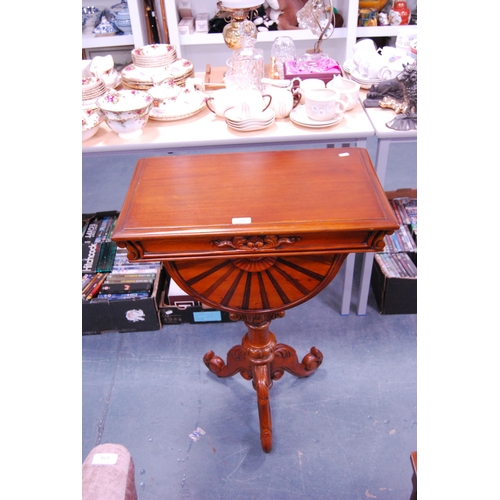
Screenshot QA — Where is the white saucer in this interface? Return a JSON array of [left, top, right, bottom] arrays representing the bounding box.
[[149, 98, 206, 121], [343, 59, 354, 74], [226, 117, 274, 126], [226, 117, 275, 127], [226, 120, 274, 132], [224, 107, 275, 131], [224, 107, 275, 123], [289, 105, 344, 128]]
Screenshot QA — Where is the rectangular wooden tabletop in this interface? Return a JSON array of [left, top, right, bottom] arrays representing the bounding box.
[[112, 148, 399, 260]]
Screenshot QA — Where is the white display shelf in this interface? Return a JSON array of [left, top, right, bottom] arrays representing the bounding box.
[[82, 33, 135, 49], [356, 24, 417, 38], [81, 0, 148, 51], [177, 27, 348, 46], [165, 1, 416, 72]]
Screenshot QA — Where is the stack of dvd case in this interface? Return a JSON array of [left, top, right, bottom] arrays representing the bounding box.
[[374, 252, 417, 279], [97, 248, 161, 300], [82, 213, 161, 302], [376, 195, 417, 279], [371, 192, 417, 314], [82, 211, 118, 276], [82, 212, 163, 334]]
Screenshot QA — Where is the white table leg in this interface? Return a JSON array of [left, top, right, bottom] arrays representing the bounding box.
[[356, 138, 391, 315], [374, 138, 391, 188], [341, 253, 355, 315], [357, 253, 374, 315]]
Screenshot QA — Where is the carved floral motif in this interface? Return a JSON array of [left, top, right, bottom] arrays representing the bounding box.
[[211, 235, 301, 251]]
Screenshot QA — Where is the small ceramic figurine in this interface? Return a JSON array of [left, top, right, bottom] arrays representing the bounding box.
[[378, 12, 389, 26], [93, 16, 119, 35], [389, 1, 410, 25]]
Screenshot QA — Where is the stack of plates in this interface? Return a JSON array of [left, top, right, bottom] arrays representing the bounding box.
[[82, 76, 107, 101], [82, 76, 107, 110], [225, 108, 275, 132], [342, 60, 382, 89], [348, 69, 382, 89], [289, 105, 344, 129], [121, 58, 195, 90], [131, 44, 177, 67]]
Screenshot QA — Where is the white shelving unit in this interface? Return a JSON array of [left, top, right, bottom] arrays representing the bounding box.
[[82, 0, 149, 52], [164, 0, 417, 72]]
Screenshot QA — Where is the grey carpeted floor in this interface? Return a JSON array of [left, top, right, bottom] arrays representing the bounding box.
[[82, 260, 417, 500]]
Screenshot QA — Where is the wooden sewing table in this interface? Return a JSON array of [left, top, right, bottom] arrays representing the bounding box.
[[111, 148, 398, 453]]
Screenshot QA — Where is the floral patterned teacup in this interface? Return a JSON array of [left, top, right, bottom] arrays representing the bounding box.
[[304, 88, 347, 122]]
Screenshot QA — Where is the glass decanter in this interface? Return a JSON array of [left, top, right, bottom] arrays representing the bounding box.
[[225, 23, 264, 92]]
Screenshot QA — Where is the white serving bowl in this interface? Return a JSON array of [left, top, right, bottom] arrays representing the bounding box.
[[82, 108, 104, 141], [82, 122, 101, 142], [96, 90, 153, 139]]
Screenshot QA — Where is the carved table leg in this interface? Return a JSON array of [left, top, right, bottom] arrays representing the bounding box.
[[243, 320, 276, 453], [203, 317, 322, 453], [253, 364, 273, 453], [203, 345, 252, 380], [271, 343, 323, 380]]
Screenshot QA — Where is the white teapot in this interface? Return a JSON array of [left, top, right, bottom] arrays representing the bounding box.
[[261, 78, 300, 119]]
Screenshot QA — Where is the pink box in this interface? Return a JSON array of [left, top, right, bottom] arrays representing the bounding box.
[[284, 58, 342, 85]]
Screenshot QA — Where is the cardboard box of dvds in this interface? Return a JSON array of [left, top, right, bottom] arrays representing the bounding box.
[[370, 188, 417, 315], [370, 255, 417, 314], [82, 266, 165, 334], [159, 275, 234, 325]]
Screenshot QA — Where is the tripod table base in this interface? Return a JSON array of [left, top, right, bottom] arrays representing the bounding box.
[[203, 317, 323, 453]]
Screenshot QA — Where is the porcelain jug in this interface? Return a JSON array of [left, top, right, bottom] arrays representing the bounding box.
[[262, 78, 300, 119]]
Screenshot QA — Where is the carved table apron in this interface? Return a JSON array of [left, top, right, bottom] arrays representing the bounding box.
[[112, 148, 398, 453]]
